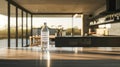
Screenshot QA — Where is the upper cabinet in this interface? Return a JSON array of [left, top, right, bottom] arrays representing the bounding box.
[[90, 0, 120, 26], [90, 11, 120, 26]]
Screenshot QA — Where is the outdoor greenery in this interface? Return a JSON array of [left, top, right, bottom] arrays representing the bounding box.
[[66, 28, 81, 35], [0, 27, 81, 39], [0, 28, 31, 39], [0, 29, 8, 39]]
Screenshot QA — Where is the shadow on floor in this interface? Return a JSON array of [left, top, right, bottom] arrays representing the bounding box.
[[0, 59, 120, 67]]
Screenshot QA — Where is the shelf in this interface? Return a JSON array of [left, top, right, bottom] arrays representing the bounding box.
[[90, 20, 120, 26], [91, 9, 120, 20], [90, 9, 120, 27]]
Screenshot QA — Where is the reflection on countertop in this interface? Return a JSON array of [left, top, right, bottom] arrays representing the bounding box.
[[89, 34, 120, 37], [63, 35, 120, 37]]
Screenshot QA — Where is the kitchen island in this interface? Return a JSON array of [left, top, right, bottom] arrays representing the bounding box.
[[55, 36, 120, 47]]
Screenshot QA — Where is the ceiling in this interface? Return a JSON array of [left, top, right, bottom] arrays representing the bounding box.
[[12, 0, 106, 15]]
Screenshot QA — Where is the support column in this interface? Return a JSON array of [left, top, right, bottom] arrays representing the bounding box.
[[21, 10, 23, 47], [8, 1, 10, 48], [72, 15, 74, 37], [26, 13, 28, 46], [81, 15, 90, 36], [16, 7, 18, 47], [31, 15, 33, 36]]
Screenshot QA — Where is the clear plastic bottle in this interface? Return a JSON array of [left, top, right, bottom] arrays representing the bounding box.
[[41, 23, 49, 50]]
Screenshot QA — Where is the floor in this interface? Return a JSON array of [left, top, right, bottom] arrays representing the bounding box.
[[0, 47, 120, 67]]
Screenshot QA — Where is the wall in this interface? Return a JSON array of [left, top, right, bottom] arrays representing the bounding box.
[[109, 23, 120, 35]]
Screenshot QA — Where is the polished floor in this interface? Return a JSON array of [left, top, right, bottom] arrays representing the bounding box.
[[0, 47, 120, 67]]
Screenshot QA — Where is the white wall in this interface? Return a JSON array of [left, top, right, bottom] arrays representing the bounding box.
[[109, 23, 120, 35]]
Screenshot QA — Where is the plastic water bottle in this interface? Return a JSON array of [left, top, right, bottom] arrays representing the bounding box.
[[41, 23, 49, 50]]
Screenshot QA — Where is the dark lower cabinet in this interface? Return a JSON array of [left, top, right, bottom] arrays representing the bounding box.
[[55, 37, 120, 47]]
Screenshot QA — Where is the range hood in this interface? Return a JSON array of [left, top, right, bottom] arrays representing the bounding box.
[[99, 0, 120, 15], [106, 0, 116, 11]]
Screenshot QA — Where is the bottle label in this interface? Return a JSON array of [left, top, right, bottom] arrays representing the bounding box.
[[41, 31, 49, 48], [41, 32, 49, 41]]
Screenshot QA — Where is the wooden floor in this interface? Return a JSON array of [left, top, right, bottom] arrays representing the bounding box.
[[0, 47, 120, 67]]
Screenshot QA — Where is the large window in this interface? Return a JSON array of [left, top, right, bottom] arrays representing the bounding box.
[[10, 4, 16, 47], [33, 15, 82, 37], [0, 0, 82, 48], [73, 14, 82, 36], [18, 9, 22, 47], [0, 0, 8, 48], [23, 12, 26, 47], [28, 14, 31, 45], [33, 15, 73, 36]]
